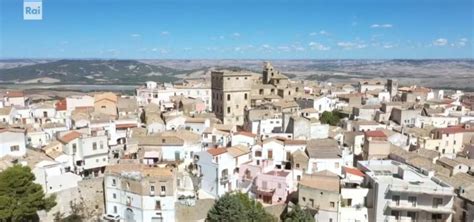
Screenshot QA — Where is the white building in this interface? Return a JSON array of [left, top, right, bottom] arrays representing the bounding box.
[[58, 130, 109, 177], [358, 160, 455, 222], [194, 147, 240, 198], [104, 163, 176, 222], [0, 128, 26, 158], [33, 160, 82, 194], [136, 81, 212, 111]]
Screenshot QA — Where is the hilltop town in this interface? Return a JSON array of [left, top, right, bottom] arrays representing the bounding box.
[[1, 62, 474, 222]]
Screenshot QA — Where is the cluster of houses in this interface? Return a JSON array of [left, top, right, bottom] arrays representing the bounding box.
[[1, 62, 474, 222]]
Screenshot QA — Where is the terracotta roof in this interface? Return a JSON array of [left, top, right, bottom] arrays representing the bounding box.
[[283, 139, 307, 145], [234, 131, 256, 137], [343, 167, 365, 177], [55, 99, 67, 111], [299, 171, 340, 192], [365, 130, 387, 138], [6, 91, 24, 98], [432, 126, 474, 134], [0, 127, 25, 134], [207, 147, 227, 156], [105, 163, 174, 178], [58, 131, 82, 143], [116, 123, 137, 129]]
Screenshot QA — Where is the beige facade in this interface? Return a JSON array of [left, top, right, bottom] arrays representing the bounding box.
[[94, 92, 118, 116], [211, 70, 252, 126]]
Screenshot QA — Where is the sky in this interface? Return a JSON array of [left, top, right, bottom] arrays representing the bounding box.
[[0, 0, 473, 59]]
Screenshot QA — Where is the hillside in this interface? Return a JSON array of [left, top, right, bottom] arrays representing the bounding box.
[[0, 59, 184, 84]]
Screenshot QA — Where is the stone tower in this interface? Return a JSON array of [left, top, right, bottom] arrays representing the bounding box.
[[387, 79, 398, 98], [211, 70, 252, 126]]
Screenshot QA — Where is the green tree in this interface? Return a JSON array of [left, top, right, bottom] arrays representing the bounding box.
[[206, 192, 276, 222], [0, 165, 56, 222], [320, 111, 341, 126], [282, 205, 314, 222]]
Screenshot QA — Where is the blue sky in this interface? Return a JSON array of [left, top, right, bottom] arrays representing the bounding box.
[[0, 0, 473, 59]]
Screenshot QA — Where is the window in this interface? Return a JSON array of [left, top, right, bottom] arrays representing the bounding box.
[[392, 195, 400, 206], [227, 107, 231, 114], [432, 214, 442, 220], [151, 185, 155, 192], [161, 186, 166, 192], [255, 151, 262, 157], [310, 198, 314, 207], [268, 150, 273, 159], [330, 201, 335, 208], [10, 145, 20, 152], [113, 193, 116, 199], [101, 105, 106, 109], [244, 93, 248, 100], [72, 143, 77, 153], [92, 142, 97, 150], [100, 141, 104, 149], [433, 198, 443, 208], [155, 200, 161, 210], [407, 212, 416, 221], [113, 206, 117, 213], [408, 196, 417, 206], [302, 197, 306, 202], [227, 94, 231, 101], [296, 163, 300, 169]]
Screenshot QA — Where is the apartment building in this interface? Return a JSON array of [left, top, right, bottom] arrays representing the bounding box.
[[58, 130, 109, 177], [104, 163, 176, 222], [358, 160, 455, 222]]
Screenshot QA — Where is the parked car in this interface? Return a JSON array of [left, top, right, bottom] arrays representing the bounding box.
[[102, 214, 120, 222]]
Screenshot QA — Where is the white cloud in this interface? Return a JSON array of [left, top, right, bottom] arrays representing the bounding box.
[[457, 38, 468, 47], [309, 30, 330, 36], [319, 30, 329, 35], [370, 24, 393, 28], [231, 32, 241, 38], [160, 31, 170, 36], [308, 42, 330, 51], [383, 44, 394, 49], [337, 41, 367, 49], [433, 38, 448, 46], [131, 34, 141, 38]]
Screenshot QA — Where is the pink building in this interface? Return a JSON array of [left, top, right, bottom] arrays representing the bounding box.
[[253, 169, 293, 204]]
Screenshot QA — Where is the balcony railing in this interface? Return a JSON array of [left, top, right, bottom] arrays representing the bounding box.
[[385, 184, 453, 196], [220, 176, 229, 184], [385, 201, 454, 214]]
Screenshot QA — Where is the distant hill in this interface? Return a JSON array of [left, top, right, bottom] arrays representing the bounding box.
[[0, 59, 184, 84]]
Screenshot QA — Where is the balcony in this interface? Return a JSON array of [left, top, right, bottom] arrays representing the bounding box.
[[220, 176, 229, 184], [386, 184, 453, 196], [160, 191, 166, 197], [385, 201, 454, 214]]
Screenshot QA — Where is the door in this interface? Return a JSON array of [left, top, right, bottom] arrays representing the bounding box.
[[125, 208, 135, 222]]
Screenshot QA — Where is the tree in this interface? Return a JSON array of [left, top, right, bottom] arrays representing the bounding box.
[[0, 165, 56, 221], [206, 192, 276, 222], [282, 205, 314, 222], [320, 111, 341, 126]]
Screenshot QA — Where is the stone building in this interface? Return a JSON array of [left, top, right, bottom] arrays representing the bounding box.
[[211, 70, 252, 126]]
